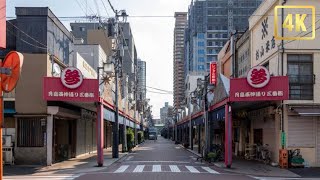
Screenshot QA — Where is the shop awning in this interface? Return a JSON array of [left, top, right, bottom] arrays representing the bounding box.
[[103, 108, 115, 122], [192, 116, 204, 126], [119, 115, 124, 125], [210, 107, 225, 121], [293, 107, 320, 116]]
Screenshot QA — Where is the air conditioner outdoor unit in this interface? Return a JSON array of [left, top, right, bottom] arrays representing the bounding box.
[[2, 136, 12, 147], [3, 147, 14, 165]]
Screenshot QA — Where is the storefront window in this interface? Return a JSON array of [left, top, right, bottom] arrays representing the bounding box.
[[287, 54, 314, 100]]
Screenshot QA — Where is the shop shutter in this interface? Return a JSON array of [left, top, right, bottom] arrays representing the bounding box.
[[317, 119, 320, 166], [288, 116, 315, 147]]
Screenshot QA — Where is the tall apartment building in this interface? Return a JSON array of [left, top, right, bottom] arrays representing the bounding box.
[[137, 59, 146, 101], [185, 0, 262, 76], [183, 0, 262, 114], [137, 59, 146, 113], [160, 102, 174, 126], [173, 12, 188, 114]]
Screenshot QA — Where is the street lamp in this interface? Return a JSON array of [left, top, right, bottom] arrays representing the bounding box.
[[96, 60, 117, 166], [196, 75, 210, 157]]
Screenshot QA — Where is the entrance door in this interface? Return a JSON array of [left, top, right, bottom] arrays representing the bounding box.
[[254, 129, 263, 145]]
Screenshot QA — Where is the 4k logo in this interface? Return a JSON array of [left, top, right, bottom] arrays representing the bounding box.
[[274, 6, 315, 40]]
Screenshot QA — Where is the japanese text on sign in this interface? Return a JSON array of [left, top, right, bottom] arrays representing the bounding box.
[[234, 91, 284, 98], [48, 91, 95, 98]]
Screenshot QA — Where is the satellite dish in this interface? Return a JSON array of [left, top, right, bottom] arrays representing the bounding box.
[[2, 51, 24, 93], [53, 63, 61, 77]]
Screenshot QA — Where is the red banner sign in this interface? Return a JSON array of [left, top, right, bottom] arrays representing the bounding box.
[[210, 62, 217, 85], [0, 0, 6, 49], [230, 76, 289, 102], [43, 77, 99, 102]]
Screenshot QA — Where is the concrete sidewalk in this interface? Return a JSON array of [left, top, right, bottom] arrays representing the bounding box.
[[177, 142, 301, 178], [213, 159, 300, 178], [4, 148, 128, 176]]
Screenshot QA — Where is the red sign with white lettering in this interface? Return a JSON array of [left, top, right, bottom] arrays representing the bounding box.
[[247, 66, 270, 88], [61, 67, 83, 89], [0, 0, 6, 49], [210, 62, 217, 85], [230, 76, 289, 102], [43, 77, 99, 102]]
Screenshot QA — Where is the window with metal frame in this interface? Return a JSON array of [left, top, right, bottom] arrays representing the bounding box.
[[17, 118, 45, 147], [287, 54, 314, 100]]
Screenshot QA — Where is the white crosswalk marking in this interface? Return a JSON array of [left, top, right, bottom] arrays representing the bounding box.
[[169, 165, 181, 172], [115, 165, 130, 173], [185, 166, 200, 173], [201, 166, 219, 174], [111, 165, 221, 174], [133, 165, 145, 173], [4, 175, 79, 180], [152, 165, 161, 172]]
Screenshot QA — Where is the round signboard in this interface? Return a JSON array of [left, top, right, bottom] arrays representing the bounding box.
[[247, 66, 270, 88], [60, 67, 83, 89], [2, 51, 24, 92]]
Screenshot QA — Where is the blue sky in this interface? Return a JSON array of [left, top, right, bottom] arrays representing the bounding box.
[[7, 0, 191, 118]]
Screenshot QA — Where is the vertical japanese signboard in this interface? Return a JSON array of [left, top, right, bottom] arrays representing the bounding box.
[[0, 0, 6, 49], [210, 62, 217, 85]]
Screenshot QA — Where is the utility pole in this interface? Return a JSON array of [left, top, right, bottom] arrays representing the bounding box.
[[203, 75, 209, 157], [111, 9, 128, 159]]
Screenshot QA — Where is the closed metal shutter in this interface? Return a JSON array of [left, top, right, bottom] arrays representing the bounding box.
[[288, 116, 315, 147], [317, 119, 320, 166]]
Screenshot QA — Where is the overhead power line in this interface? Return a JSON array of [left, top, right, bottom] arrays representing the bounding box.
[[146, 86, 173, 93], [147, 90, 173, 95], [100, 0, 110, 17], [6, 29, 47, 50], [107, 0, 116, 14], [74, 0, 87, 16], [7, 20, 47, 48]]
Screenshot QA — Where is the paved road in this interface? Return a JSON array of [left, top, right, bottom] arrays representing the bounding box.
[[75, 136, 254, 180]]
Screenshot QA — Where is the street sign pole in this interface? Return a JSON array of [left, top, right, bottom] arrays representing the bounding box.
[[0, 60, 3, 180], [0, 51, 24, 180]]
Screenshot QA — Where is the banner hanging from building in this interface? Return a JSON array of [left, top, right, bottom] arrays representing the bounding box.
[[0, 0, 6, 49], [230, 66, 289, 102], [210, 62, 217, 85], [43, 67, 99, 102]]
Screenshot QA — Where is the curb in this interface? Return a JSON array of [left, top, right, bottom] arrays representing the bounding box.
[[178, 144, 202, 157], [213, 163, 301, 178]]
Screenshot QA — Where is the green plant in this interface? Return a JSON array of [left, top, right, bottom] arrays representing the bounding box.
[[207, 152, 217, 163], [126, 128, 135, 152], [138, 131, 144, 144]]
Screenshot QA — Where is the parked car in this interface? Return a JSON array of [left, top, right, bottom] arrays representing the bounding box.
[[149, 132, 157, 140]]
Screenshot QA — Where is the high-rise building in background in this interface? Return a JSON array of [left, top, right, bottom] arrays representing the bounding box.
[[185, 0, 263, 76], [173, 12, 188, 115], [160, 102, 174, 126], [183, 0, 262, 113], [137, 59, 147, 113]]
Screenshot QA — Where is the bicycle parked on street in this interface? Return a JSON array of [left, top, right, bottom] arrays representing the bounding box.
[[256, 144, 271, 164]]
